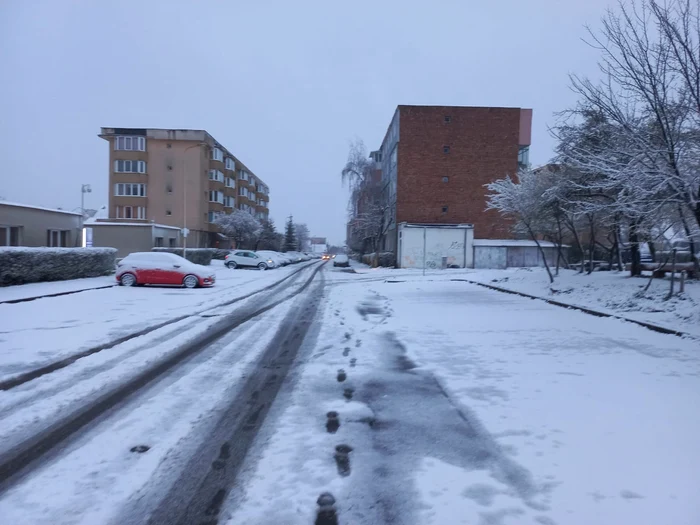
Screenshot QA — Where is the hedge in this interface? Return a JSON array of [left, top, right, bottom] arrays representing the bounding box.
[[361, 252, 395, 267], [152, 247, 214, 266], [211, 249, 231, 260], [0, 247, 117, 286]]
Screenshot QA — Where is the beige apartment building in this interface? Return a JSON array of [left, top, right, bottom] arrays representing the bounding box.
[[97, 128, 270, 249]]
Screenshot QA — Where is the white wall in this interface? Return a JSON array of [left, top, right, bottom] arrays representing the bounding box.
[[398, 225, 473, 268]]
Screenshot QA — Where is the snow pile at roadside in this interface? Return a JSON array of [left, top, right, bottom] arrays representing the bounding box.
[[467, 268, 700, 336]]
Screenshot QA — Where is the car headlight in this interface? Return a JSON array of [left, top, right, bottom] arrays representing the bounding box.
[[267, 259, 273, 263]]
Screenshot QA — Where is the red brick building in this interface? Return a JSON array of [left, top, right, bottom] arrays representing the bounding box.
[[376, 105, 532, 252]]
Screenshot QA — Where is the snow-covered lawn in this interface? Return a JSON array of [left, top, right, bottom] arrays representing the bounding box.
[[0, 261, 313, 381], [224, 276, 700, 525], [466, 268, 700, 337], [0, 275, 116, 303]]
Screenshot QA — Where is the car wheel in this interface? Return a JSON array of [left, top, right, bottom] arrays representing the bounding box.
[[183, 274, 199, 288], [257, 262, 267, 271], [226, 261, 237, 269], [120, 273, 137, 287]]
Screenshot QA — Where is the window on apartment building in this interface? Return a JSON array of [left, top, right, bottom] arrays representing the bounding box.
[[209, 190, 224, 203], [225, 177, 235, 188], [208, 169, 225, 183], [442, 206, 448, 213], [115, 136, 146, 151], [444, 115, 452, 123], [166, 210, 172, 216], [443, 145, 450, 154], [155, 237, 164, 248], [238, 187, 247, 197], [169, 238, 176, 248], [442, 176, 449, 183], [114, 159, 146, 173], [518, 145, 530, 168], [239, 170, 249, 181], [224, 196, 234, 207], [167, 143, 172, 149], [166, 184, 173, 194], [208, 211, 222, 223], [47, 229, 68, 247], [114, 183, 147, 197], [211, 148, 224, 162], [225, 157, 235, 170], [116, 206, 146, 219], [0, 226, 21, 246]]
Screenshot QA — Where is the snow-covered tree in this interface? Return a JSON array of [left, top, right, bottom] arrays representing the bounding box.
[[214, 209, 261, 249], [559, 0, 700, 271], [486, 168, 557, 283], [255, 218, 282, 251], [294, 223, 310, 252], [282, 216, 297, 252]]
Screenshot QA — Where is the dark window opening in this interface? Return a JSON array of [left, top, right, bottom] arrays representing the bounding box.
[[155, 237, 164, 248], [167, 143, 172, 148], [442, 206, 448, 213], [444, 116, 451, 123], [442, 176, 449, 183], [169, 238, 176, 248], [443, 145, 450, 154], [166, 210, 172, 216]]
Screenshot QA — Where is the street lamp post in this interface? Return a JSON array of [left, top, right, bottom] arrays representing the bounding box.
[[81, 184, 92, 215], [182, 143, 206, 260]]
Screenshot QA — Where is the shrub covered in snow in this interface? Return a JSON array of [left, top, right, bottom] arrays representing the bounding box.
[[0, 247, 117, 286], [361, 252, 395, 267], [211, 249, 231, 260], [151, 248, 214, 265]]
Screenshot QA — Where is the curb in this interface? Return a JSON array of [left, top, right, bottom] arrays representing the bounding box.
[[451, 279, 696, 340], [0, 285, 117, 305]]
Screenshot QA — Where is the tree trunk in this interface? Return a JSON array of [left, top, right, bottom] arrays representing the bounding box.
[[564, 217, 585, 273], [665, 249, 677, 300], [526, 223, 554, 284], [629, 222, 642, 277], [615, 224, 624, 272], [587, 214, 596, 275], [679, 205, 700, 274]]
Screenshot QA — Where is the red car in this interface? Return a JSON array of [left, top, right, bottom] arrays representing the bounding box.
[[116, 252, 216, 288]]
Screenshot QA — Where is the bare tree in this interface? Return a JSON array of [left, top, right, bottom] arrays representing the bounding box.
[[352, 178, 394, 267], [565, 0, 700, 271]]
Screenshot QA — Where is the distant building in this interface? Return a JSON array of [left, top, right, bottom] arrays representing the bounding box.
[[0, 201, 83, 247], [97, 128, 270, 251], [374, 105, 532, 256], [309, 237, 327, 253]]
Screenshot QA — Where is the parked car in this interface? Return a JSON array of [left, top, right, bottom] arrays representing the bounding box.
[[273, 252, 292, 265], [284, 251, 303, 263], [225, 250, 273, 270], [333, 254, 350, 267], [116, 252, 215, 288], [255, 250, 286, 268]]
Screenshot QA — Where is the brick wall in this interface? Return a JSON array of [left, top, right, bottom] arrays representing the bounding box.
[[396, 105, 523, 239]]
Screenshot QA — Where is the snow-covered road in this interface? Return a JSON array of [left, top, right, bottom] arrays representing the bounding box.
[[0, 261, 314, 381], [0, 265, 697, 525], [224, 270, 700, 525]]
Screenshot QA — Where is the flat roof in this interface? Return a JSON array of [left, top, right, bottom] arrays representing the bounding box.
[[473, 239, 565, 248], [86, 221, 182, 231], [0, 201, 82, 216]]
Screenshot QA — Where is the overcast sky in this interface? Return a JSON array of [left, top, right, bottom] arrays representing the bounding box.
[[0, 0, 613, 245]]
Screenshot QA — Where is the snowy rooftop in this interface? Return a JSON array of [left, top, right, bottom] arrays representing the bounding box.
[[0, 201, 82, 216]]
